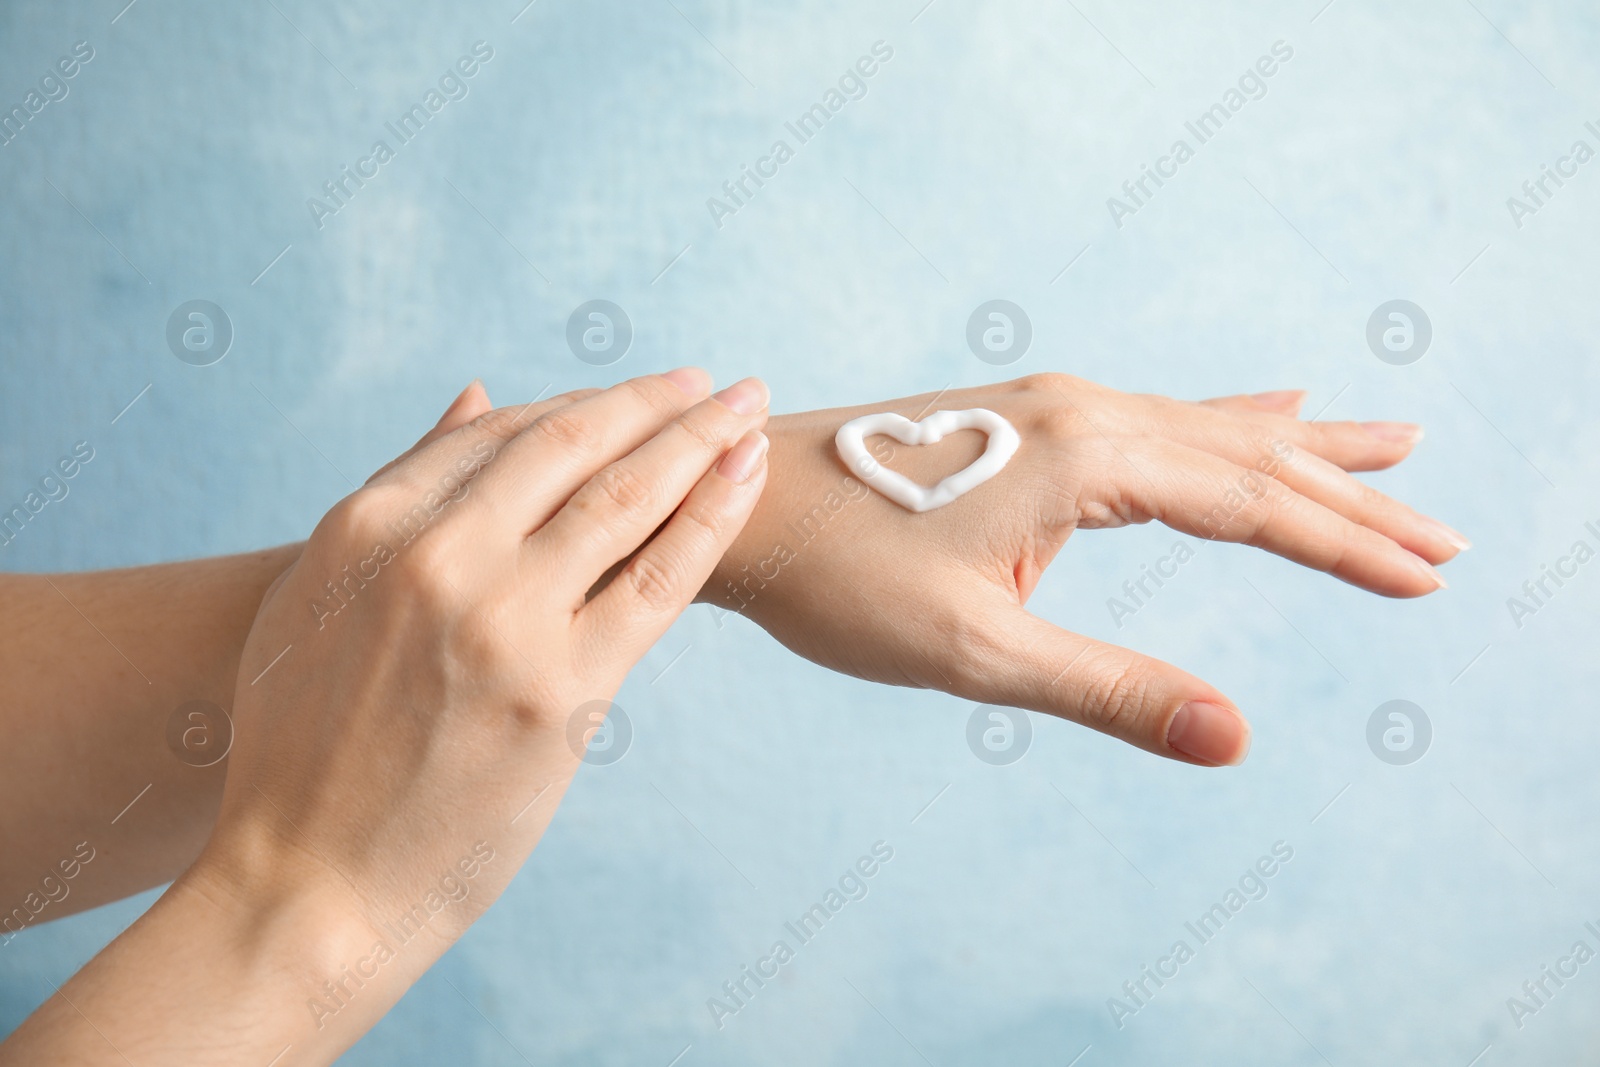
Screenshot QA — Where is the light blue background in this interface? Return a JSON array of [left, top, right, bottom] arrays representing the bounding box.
[[3, 1, 1598, 1063]]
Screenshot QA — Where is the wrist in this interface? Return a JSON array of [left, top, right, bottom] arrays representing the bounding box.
[[0, 841, 390, 1066], [699, 411, 828, 608], [173, 839, 421, 1058]]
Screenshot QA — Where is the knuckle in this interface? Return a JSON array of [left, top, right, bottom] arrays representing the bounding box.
[[622, 553, 683, 614], [1078, 658, 1152, 735], [1029, 404, 1091, 444], [316, 489, 389, 545], [1014, 371, 1074, 397], [1322, 532, 1358, 578], [1244, 433, 1287, 473], [588, 464, 656, 515], [671, 410, 725, 454], [1349, 478, 1386, 516], [468, 407, 530, 447], [1238, 486, 1289, 546], [623, 376, 684, 420], [675, 497, 727, 545], [527, 407, 594, 451]]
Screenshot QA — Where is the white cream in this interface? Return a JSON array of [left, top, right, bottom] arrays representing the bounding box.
[[834, 408, 1020, 513]]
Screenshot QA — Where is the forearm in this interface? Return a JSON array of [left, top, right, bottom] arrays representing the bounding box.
[[0, 545, 301, 917], [0, 853, 407, 1066], [0, 414, 830, 920]]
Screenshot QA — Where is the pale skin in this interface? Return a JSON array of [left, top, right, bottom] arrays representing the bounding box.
[[0, 371, 1464, 1063]]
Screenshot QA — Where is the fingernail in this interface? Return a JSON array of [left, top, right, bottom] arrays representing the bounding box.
[[712, 377, 768, 416], [661, 367, 711, 395], [1167, 701, 1251, 766], [1422, 516, 1471, 552], [1361, 421, 1423, 444], [1250, 390, 1304, 409], [1413, 554, 1448, 589], [717, 430, 768, 483]]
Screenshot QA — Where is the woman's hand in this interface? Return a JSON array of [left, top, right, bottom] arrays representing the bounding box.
[[707, 373, 1466, 767], [0, 369, 771, 1065]]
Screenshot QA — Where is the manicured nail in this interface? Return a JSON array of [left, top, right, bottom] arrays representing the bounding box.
[[712, 377, 768, 415], [1361, 421, 1423, 444], [661, 367, 711, 395], [717, 430, 768, 483], [1167, 701, 1251, 766], [1422, 516, 1471, 552], [1413, 554, 1448, 589], [1250, 389, 1304, 410]]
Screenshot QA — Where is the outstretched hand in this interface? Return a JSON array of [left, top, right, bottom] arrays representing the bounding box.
[[708, 373, 1465, 767]]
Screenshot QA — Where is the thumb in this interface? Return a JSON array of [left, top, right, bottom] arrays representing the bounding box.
[[367, 380, 492, 484], [956, 603, 1252, 767], [425, 378, 492, 442]]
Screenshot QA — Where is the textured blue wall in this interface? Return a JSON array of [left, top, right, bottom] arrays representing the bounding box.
[[3, 1, 1599, 1063]]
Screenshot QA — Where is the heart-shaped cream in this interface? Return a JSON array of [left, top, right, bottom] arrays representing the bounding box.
[[834, 408, 1020, 513]]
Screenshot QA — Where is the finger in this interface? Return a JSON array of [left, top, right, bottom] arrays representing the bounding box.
[[1197, 404, 1421, 473], [369, 387, 600, 489], [953, 602, 1250, 766], [1147, 408, 1469, 563], [366, 380, 492, 484], [1103, 436, 1447, 597], [533, 386, 771, 594], [463, 369, 753, 535], [578, 429, 769, 659], [1200, 389, 1306, 416]]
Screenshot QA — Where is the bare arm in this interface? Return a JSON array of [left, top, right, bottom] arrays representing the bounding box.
[[0, 546, 299, 919], [0, 381, 497, 920], [0, 374, 1462, 927], [0, 369, 768, 1065]]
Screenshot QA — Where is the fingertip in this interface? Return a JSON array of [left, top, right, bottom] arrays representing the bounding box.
[[1250, 389, 1307, 414], [711, 377, 769, 416], [1361, 421, 1423, 445], [1166, 700, 1252, 767], [437, 379, 484, 426], [715, 429, 769, 484], [1422, 516, 1471, 553], [1369, 553, 1448, 598]]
